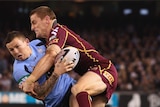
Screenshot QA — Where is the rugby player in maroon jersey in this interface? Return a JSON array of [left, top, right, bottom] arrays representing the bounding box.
[[22, 6, 118, 107]]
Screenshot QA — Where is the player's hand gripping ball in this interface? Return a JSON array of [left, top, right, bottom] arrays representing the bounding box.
[[55, 46, 80, 69]]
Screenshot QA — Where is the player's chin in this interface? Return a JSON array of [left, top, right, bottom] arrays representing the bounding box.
[[35, 34, 40, 38], [35, 32, 40, 37], [36, 34, 45, 39], [18, 59, 23, 61], [16, 57, 23, 61]]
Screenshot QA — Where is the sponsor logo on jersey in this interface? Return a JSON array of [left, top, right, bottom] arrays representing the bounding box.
[[48, 38, 59, 46], [49, 27, 59, 41], [103, 71, 114, 85], [18, 76, 29, 85], [49, 35, 57, 41]]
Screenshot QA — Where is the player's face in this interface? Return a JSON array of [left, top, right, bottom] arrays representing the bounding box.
[[6, 37, 31, 61], [30, 14, 48, 39]]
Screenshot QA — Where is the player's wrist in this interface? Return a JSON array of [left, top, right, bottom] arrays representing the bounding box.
[[52, 72, 59, 78], [26, 74, 37, 83]]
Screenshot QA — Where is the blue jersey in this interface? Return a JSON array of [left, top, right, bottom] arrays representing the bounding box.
[[13, 39, 76, 107]]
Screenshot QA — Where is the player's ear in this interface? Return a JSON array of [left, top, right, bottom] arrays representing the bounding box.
[[45, 15, 53, 25], [25, 38, 30, 44], [45, 16, 50, 22], [45, 15, 51, 20]]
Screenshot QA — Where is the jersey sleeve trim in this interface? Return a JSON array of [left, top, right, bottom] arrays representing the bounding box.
[[18, 74, 30, 85]]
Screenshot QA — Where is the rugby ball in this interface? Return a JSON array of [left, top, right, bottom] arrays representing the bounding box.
[[55, 46, 80, 69]]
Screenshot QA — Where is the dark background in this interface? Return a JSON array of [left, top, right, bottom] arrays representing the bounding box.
[[0, 1, 159, 34], [0, 1, 160, 107]]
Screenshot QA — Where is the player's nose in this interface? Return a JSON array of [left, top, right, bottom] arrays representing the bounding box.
[[13, 49, 19, 54]]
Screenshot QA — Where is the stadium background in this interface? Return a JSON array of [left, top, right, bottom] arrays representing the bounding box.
[[0, 1, 160, 107]]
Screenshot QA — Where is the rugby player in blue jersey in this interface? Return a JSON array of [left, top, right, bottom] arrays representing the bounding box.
[[5, 31, 79, 107]]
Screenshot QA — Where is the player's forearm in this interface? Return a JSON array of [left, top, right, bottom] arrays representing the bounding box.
[[33, 72, 59, 100], [28, 53, 55, 82], [28, 45, 61, 83]]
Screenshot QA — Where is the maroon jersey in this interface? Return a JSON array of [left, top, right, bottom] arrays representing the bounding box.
[[48, 23, 118, 100], [48, 24, 109, 75]]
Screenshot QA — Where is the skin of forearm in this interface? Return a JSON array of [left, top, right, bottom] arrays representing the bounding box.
[[31, 53, 55, 82], [28, 44, 61, 82], [32, 72, 59, 100]]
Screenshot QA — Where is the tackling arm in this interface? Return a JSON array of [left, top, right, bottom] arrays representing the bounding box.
[[31, 72, 59, 100], [24, 57, 74, 100], [27, 44, 61, 83]]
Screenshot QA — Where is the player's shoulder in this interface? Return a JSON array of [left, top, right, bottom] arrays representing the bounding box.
[[13, 63, 24, 77], [30, 38, 46, 46], [13, 60, 26, 71], [13, 60, 28, 82]]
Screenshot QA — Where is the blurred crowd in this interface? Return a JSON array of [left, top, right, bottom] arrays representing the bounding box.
[[0, 22, 159, 93], [77, 24, 160, 93]]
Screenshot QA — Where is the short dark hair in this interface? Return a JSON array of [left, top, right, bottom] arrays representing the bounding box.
[[30, 6, 56, 20], [5, 31, 26, 44]]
